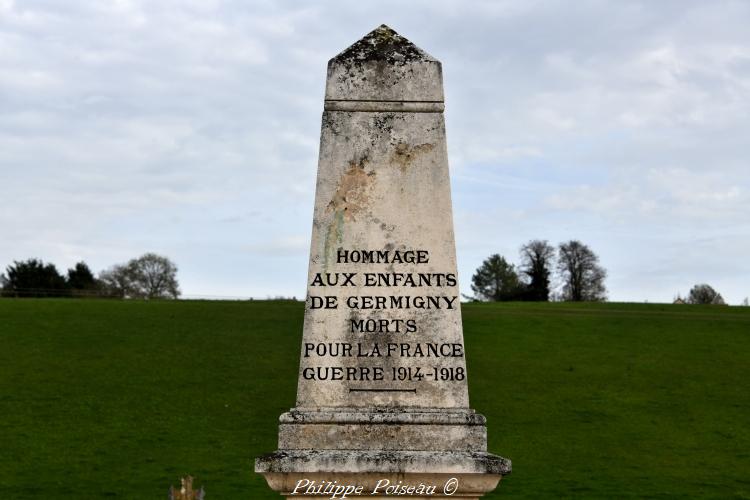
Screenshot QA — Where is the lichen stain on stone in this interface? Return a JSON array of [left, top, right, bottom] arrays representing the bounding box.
[[322, 112, 342, 136], [326, 157, 375, 221], [372, 114, 394, 135], [322, 157, 374, 269], [331, 25, 435, 93], [322, 209, 345, 271], [392, 142, 434, 171], [332, 25, 429, 67]]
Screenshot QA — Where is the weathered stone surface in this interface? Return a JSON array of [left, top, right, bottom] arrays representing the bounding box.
[[255, 24, 510, 498], [256, 450, 511, 475], [256, 451, 509, 499], [277, 410, 487, 451], [325, 25, 443, 103], [297, 106, 466, 410], [261, 471, 502, 500]]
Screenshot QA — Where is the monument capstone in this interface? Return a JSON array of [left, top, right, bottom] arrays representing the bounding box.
[[255, 25, 511, 499]]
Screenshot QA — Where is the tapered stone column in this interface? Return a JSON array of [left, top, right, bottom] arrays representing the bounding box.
[[255, 25, 510, 499]]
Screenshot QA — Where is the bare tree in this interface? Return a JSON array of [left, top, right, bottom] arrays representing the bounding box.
[[556, 240, 607, 301], [99, 253, 180, 299], [519, 240, 555, 301], [128, 253, 180, 299], [98, 264, 133, 298], [687, 284, 725, 305]]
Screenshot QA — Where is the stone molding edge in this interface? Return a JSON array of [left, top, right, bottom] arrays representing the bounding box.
[[255, 450, 512, 476], [279, 409, 487, 425], [324, 100, 445, 113]]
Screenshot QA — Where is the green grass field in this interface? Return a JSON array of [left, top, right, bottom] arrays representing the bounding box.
[[1, 299, 748, 499]]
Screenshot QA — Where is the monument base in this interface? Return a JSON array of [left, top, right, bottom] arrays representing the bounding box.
[[255, 450, 510, 499], [277, 408, 489, 451]]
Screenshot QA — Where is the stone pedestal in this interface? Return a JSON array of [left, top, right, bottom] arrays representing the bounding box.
[[255, 25, 510, 498], [257, 451, 507, 499]]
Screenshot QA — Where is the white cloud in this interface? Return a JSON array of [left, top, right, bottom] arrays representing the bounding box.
[[1, 0, 749, 303]]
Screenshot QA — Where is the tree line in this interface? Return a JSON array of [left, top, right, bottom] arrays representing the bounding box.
[[471, 239, 607, 302], [0, 253, 180, 299], [2, 248, 740, 304], [677, 284, 727, 305]]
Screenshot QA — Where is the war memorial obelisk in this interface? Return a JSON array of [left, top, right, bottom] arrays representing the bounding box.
[[255, 25, 511, 499]]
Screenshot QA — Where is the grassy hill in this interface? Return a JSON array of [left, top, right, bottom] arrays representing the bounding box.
[[0, 299, 748, 498]]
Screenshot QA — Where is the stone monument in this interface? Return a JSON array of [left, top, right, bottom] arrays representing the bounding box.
[[255, 25, 511, 499]]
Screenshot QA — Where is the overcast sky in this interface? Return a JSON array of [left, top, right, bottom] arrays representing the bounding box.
[[1, 0, 748, 303]]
